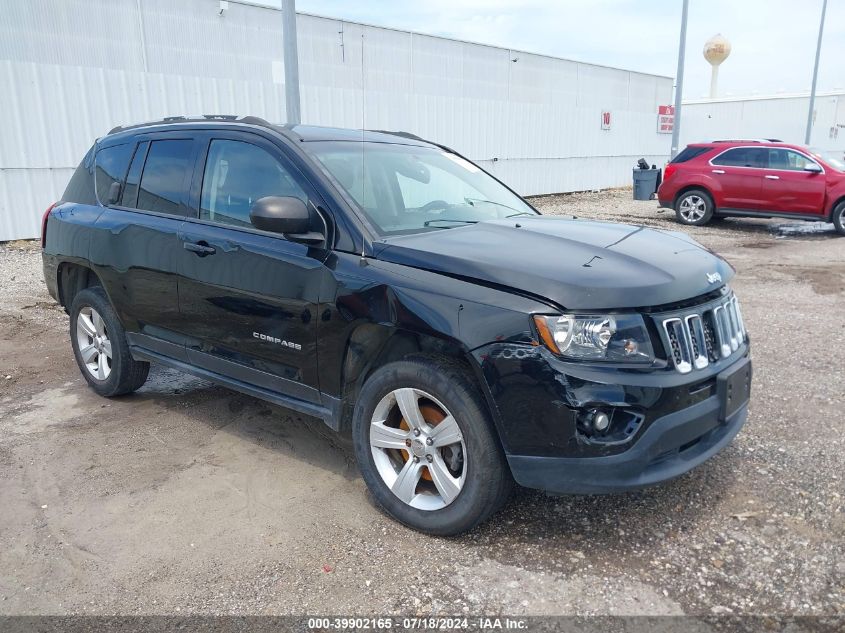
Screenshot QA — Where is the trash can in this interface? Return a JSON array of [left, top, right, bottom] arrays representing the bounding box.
[[632, 168, 659, 200]]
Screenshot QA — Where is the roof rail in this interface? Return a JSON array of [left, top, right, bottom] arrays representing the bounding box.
[[367, 129, 456, 153], [107, 115, 275, 135], [369, 130, 428, 143], [711, 138, 783, 144]]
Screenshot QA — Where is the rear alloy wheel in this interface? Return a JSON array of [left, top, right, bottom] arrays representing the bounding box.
[[675, 189, 714, 226], [833, 201, 845, 236], [352, 356, 512, 535], [76, 306, 113, 381], [70, 287, 150, 397]]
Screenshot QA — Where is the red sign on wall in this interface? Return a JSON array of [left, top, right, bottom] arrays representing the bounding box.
[[657, 105, 674, 134], [601, 110, 612, 130]]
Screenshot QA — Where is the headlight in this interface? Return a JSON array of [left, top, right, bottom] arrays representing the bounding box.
[[533, 313, 654, 363]]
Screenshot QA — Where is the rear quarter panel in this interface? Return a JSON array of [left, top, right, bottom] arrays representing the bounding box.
[[668, 168, 725, 208], [42, 202, 105, 303]]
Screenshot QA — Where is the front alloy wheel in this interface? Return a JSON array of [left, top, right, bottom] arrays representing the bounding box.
[[352, 356, 512, 535], [370, 388, 466, 510], [833, 200, 845, 236]]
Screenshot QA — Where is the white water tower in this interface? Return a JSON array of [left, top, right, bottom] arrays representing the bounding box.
[[703, 34, 731, 98]]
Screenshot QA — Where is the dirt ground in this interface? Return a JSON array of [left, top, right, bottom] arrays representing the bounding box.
[[0, 189, 843, 617]]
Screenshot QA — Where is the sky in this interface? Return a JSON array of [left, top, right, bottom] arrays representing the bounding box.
[[277, 0, 845, 100]]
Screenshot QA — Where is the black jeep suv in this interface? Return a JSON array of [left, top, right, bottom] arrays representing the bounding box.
[[42, 116, 752, 535]]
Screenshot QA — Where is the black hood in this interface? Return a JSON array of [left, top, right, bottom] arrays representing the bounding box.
[[374, 217, 734, 310]]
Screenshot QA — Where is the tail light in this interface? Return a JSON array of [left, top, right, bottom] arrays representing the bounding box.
[[41, 202, 57, 248], [663, 163, 678, 182]]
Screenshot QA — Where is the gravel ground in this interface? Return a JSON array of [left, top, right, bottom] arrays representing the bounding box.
[[0, 189, 843, 618]]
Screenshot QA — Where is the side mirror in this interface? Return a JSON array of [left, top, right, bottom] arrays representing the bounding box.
[[249, 196, 323, 244], [803, 162, 823, 174]]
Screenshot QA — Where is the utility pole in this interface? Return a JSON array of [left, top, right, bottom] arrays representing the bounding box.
[[805, 0, 827, 144], [281, 0, 301, 124], [670, 0, 689, 158]]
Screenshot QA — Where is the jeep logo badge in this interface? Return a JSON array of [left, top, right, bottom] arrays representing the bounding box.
[[706, 272, 722, 284]]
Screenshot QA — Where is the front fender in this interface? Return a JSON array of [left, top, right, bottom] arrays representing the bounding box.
[[316, 252, 552, 436], [824, 183, 845, 219]]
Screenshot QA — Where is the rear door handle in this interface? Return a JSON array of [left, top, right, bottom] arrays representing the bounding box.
[[765, 175, 780, 180], [712, 169, 725, 174], [183, 241, 216, 256]]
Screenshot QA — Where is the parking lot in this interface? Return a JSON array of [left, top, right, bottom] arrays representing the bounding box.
[[1, 189, 843, 616]]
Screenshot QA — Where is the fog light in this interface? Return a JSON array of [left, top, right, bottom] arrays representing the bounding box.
[[592, 411, 610, 432]]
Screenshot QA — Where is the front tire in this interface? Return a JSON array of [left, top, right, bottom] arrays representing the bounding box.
[[352, 356, 512, 536], [833, 200, 845, 236], [70, 287, 150, 397], [675, 189, 714, 226]]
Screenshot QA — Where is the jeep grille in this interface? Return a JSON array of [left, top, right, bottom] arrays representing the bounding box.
[[658, 293, 746, 374]]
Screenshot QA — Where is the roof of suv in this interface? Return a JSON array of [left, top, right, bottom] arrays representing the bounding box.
[[710, 138, 783, 144], [686, 139, 810, 152], [105, 115, 437, 148]]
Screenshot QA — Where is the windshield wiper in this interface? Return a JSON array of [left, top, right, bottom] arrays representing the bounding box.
[[505, 211, 536, 218], [423, 219, 479, 228], [464, 197, 528, 215]]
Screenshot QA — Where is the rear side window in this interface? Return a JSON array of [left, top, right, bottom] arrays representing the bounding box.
[[199, 139, 307, 228], [137, 139, 194, 215], [120, 141, 149, 208], [61, 146, 97, 205], [670, 146, 711, 163], [94, 143, 134, 204], [711, 147, 767, 168]]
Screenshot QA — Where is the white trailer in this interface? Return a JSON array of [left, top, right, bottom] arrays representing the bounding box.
[[1, 0, 673, 241], [681, 92, 845, 153]]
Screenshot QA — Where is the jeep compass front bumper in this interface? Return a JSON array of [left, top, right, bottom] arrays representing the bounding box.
[[507, 368, 748, 494], [472, 343, 751, 495]]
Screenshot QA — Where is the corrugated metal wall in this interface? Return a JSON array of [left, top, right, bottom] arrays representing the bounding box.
[[1, 0, 674, 241], [681, 92, 845, 151]]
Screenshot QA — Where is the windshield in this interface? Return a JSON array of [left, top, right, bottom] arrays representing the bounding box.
[[810, 148, 845, 172], [306, 141, 537, 235]]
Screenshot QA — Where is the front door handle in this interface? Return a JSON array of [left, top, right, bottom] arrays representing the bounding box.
[[183, 241, 216, 256], [765, 175, 780, 180], [712, 169, 725, 174]]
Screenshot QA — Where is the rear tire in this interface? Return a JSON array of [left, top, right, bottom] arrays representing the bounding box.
[[833, 201, 845, 236], [352, 355, 512, 536], [70, 287, 150, 397], [675, 189, 714, 226]]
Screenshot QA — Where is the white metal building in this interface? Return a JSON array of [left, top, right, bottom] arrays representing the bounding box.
[[681, 91, 845, 152], [1, 0, 674, 241]]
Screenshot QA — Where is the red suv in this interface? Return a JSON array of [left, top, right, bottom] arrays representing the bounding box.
[[657, 140, 845, 235]]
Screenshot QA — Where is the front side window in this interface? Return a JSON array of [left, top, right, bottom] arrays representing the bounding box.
[[94, 143, 134, 204], [307, 142, 536, 235], [200, 139, 307, 228], [711, 147, 767, 168], [768, 149, 817, 171], [137, 139, 194, 215]]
